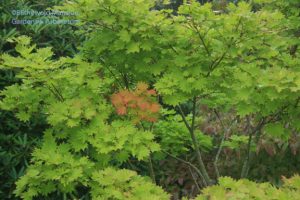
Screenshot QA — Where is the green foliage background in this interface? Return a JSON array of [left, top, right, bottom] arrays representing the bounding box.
[[0, 0, 299, 199], [0, 0, 82, 198]]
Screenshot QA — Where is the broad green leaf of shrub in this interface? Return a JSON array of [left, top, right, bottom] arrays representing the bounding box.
[[0, 37, 164, 199], [91, 168, 170, 200], [194, 175, 300, 200]]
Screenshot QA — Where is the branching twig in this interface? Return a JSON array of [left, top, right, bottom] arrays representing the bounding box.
[[188, 21, 211, 57], [176, 97, 211, 186], [177, 105, 192, 133], [99, 58, 124, 89], [47, 83, 64, 102], [162, 150, 205, 186], [148, 155, 156, 183], [213, 110, 237, 179], [188, 166, 201, 192], [241, 117, 266, 178]]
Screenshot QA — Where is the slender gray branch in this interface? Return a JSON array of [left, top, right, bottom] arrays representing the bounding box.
[[241, 117, 266, 178], [177, 97, 212, 185], [213, 111, 237, 179]]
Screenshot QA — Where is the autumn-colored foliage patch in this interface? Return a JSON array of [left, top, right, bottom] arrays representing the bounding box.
[[111, 82, 160, 123]]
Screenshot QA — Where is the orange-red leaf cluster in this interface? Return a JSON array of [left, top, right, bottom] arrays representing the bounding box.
[[111, 82, 160, 123]]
